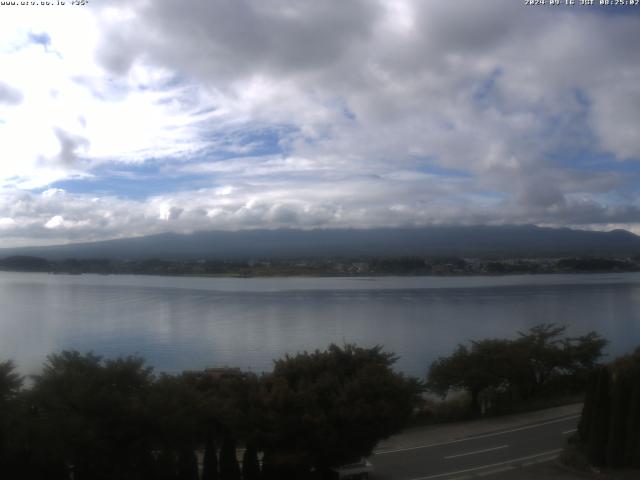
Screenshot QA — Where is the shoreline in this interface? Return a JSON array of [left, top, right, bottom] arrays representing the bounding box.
[[2, 268, 640, 279]]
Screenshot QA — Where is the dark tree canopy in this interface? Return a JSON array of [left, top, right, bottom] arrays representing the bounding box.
[[219, 436, 241, 480], [578, 348, 640, 469], [28, 351, 156, 480], [201, 436, 219, 480], [0, 346, 419, 477], [261, 344, 423, 469], [241, 443, 261, 480], [0, 360, 22, 402], [0, 360, 23, 474], [427, 324, 608, 415]]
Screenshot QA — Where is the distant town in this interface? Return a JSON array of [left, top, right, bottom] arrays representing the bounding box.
[[1, 254, 639, 277]]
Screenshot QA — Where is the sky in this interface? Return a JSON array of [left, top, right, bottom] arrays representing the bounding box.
[[0, 0, 640, 247]]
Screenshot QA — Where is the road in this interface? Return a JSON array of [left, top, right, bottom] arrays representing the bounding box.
[[372, 412, 580, 479]]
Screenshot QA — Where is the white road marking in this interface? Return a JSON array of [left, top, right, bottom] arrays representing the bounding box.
[[477, 465, 515, 476], [375, 415, 579, 455], [444, 445, 508, 460], [562, 428, 577, 435], [407, 448, 563, 480]]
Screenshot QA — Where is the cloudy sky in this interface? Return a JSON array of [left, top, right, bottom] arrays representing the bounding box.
[[0, 1, 639, 247]]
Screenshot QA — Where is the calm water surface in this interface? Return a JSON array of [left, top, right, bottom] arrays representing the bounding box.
[[1, 272, 639, 377]]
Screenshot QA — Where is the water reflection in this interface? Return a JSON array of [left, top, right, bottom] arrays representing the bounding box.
[[0, 272, 639, 376]]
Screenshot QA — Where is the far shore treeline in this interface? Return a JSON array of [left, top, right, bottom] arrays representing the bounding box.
[[0, 325, 623, 479], [1, 254, 640, 277]]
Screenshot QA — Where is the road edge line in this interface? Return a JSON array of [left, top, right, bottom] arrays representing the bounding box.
[[375, 415, 579, 455], [407, 448, 563, 480]]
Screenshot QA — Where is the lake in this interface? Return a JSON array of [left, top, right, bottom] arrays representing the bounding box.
[[1, 271, 639, 377]]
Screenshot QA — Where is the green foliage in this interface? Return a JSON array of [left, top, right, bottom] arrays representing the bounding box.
[[626, 378, 640, 468], [577, 369, 597, 442], [242, 443, 261, 480], [563, 331, 609, 373], [219, 436, 241, 480], [606, 371, 631, 467], [577, 348, 640, 469], [0, 360, 23, 473], [427, 343, 508, 415], [177, 448, 198, 480], [1, 343, 420, 476], [587, 366, 611, 466], [202, 436, 219, 480], [0, 255, 50, 272], [261, 343, 424, 470], [413, 392, 473, 425], [0, 360, 22, 401], [155, 449, 178, 480], [556, 258, 636, 272], [146, 374, 202, 450], [515, 324, 569, 394], [184, 369, 263, 443], [427, 324, 607, 416], [370, 256, 431, 274], [260, 451, 278, 480], [28, 351, 155, 479]]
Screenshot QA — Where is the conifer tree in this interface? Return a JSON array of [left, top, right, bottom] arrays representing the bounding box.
[[177, 448, 199, 480], [578, 369, 598, 443], [587, 366, 611, 466], [202, 436, 219, 480], [156, 449, 179, 480], [260, 451, 276, 480], [625, 372, 640, 468], [219, 436, 241, 480], [242, 443, 261, 480], [606, 373, 631, 467]]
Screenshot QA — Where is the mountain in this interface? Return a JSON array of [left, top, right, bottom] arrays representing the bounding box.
[[2, 225, 640, 261]]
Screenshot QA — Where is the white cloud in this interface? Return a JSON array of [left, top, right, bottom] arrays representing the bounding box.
[[0, 1, 639, 246], [0, 217, 16, 229], [44, 215, 65, 229]]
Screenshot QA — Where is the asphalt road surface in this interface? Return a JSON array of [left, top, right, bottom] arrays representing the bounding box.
[[372, 413, 579, 479]]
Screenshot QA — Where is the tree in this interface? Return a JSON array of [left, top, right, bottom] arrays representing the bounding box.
[[606, 371, 631, 467], [587, 366, 611, 466], [0, 360, 22, 401], [428, 344, 485, 415], [625, 373, 640, 468], [515, 324, 570, 396], [617, 348, 640, 468], [577, 369, 598, 442], [146, 374, 202, 455], [202, 435, 219, 480], [428, 324, 608, 416], [0, 360, 23, 474], [260, 451, 278, 480], [219, 436, 241, 480], [260, 344, 423, 471], [28, 351, 155, 479], [577, 347, 640, 469], [155, 449, 178, 480], [177, 448, 199, 480], [242, 443, 261, 480], [563, 331, 609, 373], [428, 340, 526, 414], [516, 325, 607, 397]]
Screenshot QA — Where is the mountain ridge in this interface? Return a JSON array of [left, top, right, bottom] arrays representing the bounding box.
[[2, 225, 640, 260]]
